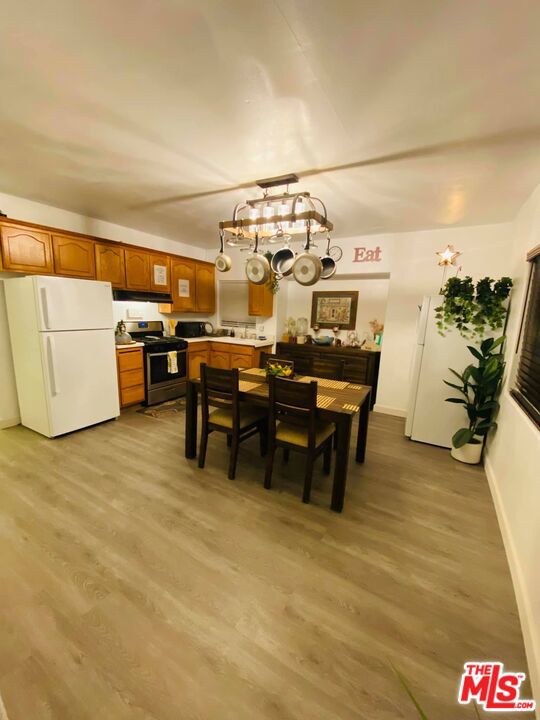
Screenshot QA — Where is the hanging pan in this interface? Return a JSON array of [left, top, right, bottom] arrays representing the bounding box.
[[245, 233, 270, 285], [271, 237, 295, 277], [320, 234, 337, 279], [292, 227, 322, 286], [215, 229, 232, 272]]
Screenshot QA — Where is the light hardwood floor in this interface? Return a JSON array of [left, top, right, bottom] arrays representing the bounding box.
[[0, 408, 530, 719]]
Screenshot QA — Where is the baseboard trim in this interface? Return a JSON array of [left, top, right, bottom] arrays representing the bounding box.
[[484, 454, 540, 706], [373, 404, 407, 418], [0, 416, 20, 430]]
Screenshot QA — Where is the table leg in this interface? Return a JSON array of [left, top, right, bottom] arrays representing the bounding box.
[[331, 413, 352, 513], [185, 381, 198, 459], [356, 390, 371, 463]]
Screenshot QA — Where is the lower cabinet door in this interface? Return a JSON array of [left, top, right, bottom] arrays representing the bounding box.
[[188, 351, 209, 379], [230, 351, 254, 369], [209, 350, 230, 369], [120, 385, 145, 407]]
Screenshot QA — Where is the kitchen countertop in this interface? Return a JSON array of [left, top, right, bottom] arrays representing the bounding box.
[[184, 336, 273, 348], [115, 341, 145, 348]]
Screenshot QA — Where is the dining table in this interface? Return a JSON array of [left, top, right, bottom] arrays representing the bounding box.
[[184, 367, 372, 512]]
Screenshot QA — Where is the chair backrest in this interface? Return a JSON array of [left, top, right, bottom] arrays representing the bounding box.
[[200, 364, 240, 427], [268, 376, 318, 449], [311, 357, 345, 380], [259, 352, 295, 370]]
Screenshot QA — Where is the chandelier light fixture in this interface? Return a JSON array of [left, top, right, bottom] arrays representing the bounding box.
[[216, 174, 339, 286]]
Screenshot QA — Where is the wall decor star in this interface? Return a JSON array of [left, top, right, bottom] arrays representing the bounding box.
[[436, 244, 461, 266]]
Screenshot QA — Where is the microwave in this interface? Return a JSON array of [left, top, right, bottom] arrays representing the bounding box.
[[175, 321, 206, 338]]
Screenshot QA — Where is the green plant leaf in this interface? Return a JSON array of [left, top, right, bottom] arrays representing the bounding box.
[[491, 336, 505, 349], [469, 367, 482, 383], [445, 397, 466, 403], [478, 401, 499, 412], [443, 380, 465, 391], [452, 428, 474, 448], [449, 368, 464, 381], [389, 662, 430, 720], [467, 346, 484, 361], [481, 337, 494, 354]]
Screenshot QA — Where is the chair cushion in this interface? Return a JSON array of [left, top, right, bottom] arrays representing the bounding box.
[[209, 404, 267, 429], [276, 420, 335, 448]]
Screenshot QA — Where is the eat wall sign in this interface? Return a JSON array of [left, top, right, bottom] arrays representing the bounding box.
[[353, 246, 382, 262]]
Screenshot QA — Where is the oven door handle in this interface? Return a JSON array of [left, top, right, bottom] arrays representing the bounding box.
[[147, 350, 186, 357]]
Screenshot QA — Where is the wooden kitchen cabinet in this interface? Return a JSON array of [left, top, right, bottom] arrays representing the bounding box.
[[209, 349, 230, 369], [230, 351, 252, 369], [125, 248, 150, 290], [52, 234, 96, 278], [196, 342, 272, 372], [195, 262, 216, 313], [171, 258, 196, 312], [150, 254, 170, 293], [0, 223, 53, 274], [188, 342, 210, 379], [95, 243, 125, 288], [248, 280, 273, 317], [116, 346, 145, 407]]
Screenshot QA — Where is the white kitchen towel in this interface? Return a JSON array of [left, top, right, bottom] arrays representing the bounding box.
[[167, 351, 178, 374]]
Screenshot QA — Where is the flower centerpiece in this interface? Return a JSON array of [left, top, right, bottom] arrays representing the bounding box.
[[266, 358, 294, 379]]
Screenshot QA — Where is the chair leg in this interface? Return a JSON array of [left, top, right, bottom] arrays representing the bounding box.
[[282, 447, 290, 464], [302, 455, 315, 504], [259, 423, 268, 457], [226, 434, 232, 447], [323, 438, 332, 475], [333, 427, 339, 450], [198, 428, 208, 469], [264, 445, 275, 489], [228, 436, 240, 480]]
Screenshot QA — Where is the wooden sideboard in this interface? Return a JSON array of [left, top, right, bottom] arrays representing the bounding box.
[[275, 342, 381, 408]]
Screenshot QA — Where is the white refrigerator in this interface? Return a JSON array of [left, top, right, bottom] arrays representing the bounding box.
[[405, 295, 478, 448], [5, 275, 120, 438]]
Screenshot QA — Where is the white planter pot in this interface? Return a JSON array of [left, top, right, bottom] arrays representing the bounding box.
[[451, 442, 483, 465]]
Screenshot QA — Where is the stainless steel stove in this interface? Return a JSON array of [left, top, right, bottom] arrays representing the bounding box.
[[125, 321, 188, 405]]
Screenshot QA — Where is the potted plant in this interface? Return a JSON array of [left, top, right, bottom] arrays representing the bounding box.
[[444, 336, 506, 464], [435, 276, 513, 338]]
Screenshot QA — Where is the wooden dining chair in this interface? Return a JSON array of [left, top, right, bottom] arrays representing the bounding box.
[[310, 357, 345, 380], [199, 364, 268, 480], [259, 351, 286, 369], [264, 376, 335, 503]]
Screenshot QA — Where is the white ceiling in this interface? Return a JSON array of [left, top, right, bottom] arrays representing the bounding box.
[[1, 0, 540, 247]]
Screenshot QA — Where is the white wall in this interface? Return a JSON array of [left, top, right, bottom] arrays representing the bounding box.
[[284, 276, 389, 342], [484, 186, 540, 703], [0, 191, 210, 428], [375, 223, 512, 416], [209, 237, 393, 344]]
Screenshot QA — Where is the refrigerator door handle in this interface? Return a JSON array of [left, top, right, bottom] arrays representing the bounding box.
[[46, 336, 60, 396], [40, 287, 51, 329]]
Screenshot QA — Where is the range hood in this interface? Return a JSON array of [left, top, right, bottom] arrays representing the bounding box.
[[113, 289, 173, 303]]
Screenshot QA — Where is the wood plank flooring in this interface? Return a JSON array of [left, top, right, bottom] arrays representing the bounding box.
[[0, 408, 530, 719]]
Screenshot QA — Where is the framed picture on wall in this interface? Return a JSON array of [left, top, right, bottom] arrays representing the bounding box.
[[311, 291, 358, 330]]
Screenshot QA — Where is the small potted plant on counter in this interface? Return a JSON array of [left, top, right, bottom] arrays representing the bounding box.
[[444, 336, 506, 464]]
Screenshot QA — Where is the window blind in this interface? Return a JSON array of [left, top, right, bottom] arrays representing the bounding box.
[[512, 256, 540, 428]]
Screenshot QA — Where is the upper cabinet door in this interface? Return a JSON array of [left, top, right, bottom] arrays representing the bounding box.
[[52, 234, 96, 278], [195, 262, 216, 313], [150, 254, 171, 293], [1, 223, 53, 274], [95, 243, 126, 288], [125, 248, 150, 290], [248, 280, 273, 317], [172, 259, 196, 312]]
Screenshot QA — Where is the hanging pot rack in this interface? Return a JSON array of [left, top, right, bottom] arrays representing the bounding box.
[[216, 174, 339, 285]]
